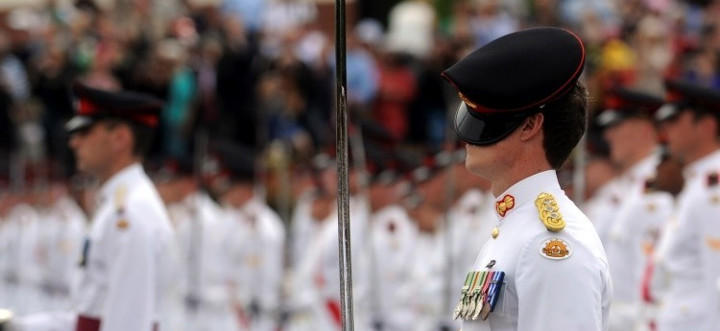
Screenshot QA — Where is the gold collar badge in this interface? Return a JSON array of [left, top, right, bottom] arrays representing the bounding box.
[[495, 194, 515, 217]]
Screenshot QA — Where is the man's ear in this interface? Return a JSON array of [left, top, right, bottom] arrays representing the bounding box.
[[519, 113, 544, 142]]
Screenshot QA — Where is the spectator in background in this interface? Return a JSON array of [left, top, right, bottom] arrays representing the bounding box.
[[157, 39, 197, 162], [470, 0, 518, 47], [222, 0, 266, 33], [347, 20, 380, 114], [31, 39, 77, 173], [373, 49, 416, 142], [261, 0, 317, 59], [192, 36, 223, 133], [386, 0, 436, 59], [0, 31, 30, 103], [216, 15, 261, 148]]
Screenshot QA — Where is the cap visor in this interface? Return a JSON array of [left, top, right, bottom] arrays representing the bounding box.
[[454, 102, 527, 146], [65, 116, 95, 134], [596, 109, 624, 128], [654, 104, 680, 122]]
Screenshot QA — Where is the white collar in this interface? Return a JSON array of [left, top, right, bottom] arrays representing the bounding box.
[[494, 170, 560, 219], [97, 163, 144, 206]]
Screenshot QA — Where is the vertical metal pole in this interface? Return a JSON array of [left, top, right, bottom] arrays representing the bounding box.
[[335, 0, 355, 327]]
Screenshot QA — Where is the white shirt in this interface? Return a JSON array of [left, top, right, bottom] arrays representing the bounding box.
[[369, 205, 417, 331], [75, 163, 174, 331], [460, 170, 611, 331], [225, 196, 285, 331], [654, 149, 720, 331]]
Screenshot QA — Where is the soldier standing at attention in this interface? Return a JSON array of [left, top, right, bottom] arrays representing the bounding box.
[[651, 80, 720, 331], [442, 27, 611, 331], [67, 83, 175, 331], [3, 83, 175, 331]]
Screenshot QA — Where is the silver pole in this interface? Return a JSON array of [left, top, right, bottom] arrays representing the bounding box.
[[335, 0, 355, 327]]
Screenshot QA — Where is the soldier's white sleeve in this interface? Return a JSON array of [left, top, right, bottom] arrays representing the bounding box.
[[101, 205, 157, 331], [515, 235, 609, 331]]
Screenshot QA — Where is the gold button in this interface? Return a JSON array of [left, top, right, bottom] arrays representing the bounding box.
[[491, 227, 499, 239]]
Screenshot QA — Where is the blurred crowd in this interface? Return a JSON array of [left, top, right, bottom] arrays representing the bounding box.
[[1, 0, 720, 330]]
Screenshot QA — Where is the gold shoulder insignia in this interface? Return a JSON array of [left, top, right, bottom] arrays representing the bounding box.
[[116, 219, 129, 230], [535, 192, 565, 232], [114, 185, 127, 214], [540, 238, 572, 260]]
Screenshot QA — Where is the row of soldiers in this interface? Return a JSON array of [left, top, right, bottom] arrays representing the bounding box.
[[2, 76, 719, 331], [584, 79, 720, 331], [0, 142, 497, 331]]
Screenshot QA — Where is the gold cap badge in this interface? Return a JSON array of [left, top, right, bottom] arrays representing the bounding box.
[[535, 192, 565, 232], [540, 238, 571, 260]]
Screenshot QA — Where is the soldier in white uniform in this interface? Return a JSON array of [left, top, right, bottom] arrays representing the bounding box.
[[210, 141, 286, 331], [404, 160, 454, 331], [441, 27, 611, 331], [1, 193, 41, 314], [9, 83, 175, 331], [367, 159, 418, 331], [650, 79, 720, 331], [594, 88, 665, 331], [157, 161, 240, 331], [36, 183, 87, 311], [633, 151, 685, 331]]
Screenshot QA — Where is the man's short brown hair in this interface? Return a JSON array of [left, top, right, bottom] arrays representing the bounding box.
[[542, 82, 588, 169]]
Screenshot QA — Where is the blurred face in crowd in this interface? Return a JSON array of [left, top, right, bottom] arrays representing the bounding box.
[[221, 181, 254, 209], [603, 118, 656, 169], [660, 110, 718, 162], [69, 121, 134, 180]]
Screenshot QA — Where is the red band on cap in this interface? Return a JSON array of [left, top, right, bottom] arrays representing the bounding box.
[[131, 114, 159, 127], [666, 89, 684, 103], [78, 99, 99, 116]]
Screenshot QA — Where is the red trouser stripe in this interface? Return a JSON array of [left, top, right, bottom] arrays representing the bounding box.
[[76, 315, 158, 331]]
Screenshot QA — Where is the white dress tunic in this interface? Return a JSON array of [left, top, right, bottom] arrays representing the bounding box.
[[75, 163, 174, 331], [459, 170, 611, 331]]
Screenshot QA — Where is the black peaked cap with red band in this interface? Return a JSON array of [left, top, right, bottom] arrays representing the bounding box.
[[596, 88, 664, 128], [442, 27, 586, 145], [65, 83, 164, 134], [655, 79, 720, 122]]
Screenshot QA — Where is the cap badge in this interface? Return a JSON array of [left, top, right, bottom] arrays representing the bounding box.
[[495, 195, 515, 217], [535, 192, 565, 232], [458, 92, 478, 110], [540, 238, 571, 260]]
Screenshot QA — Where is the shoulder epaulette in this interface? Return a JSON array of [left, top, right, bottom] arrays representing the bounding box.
[[114, 185, 127, 214], [535, 192, 565, 232]]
